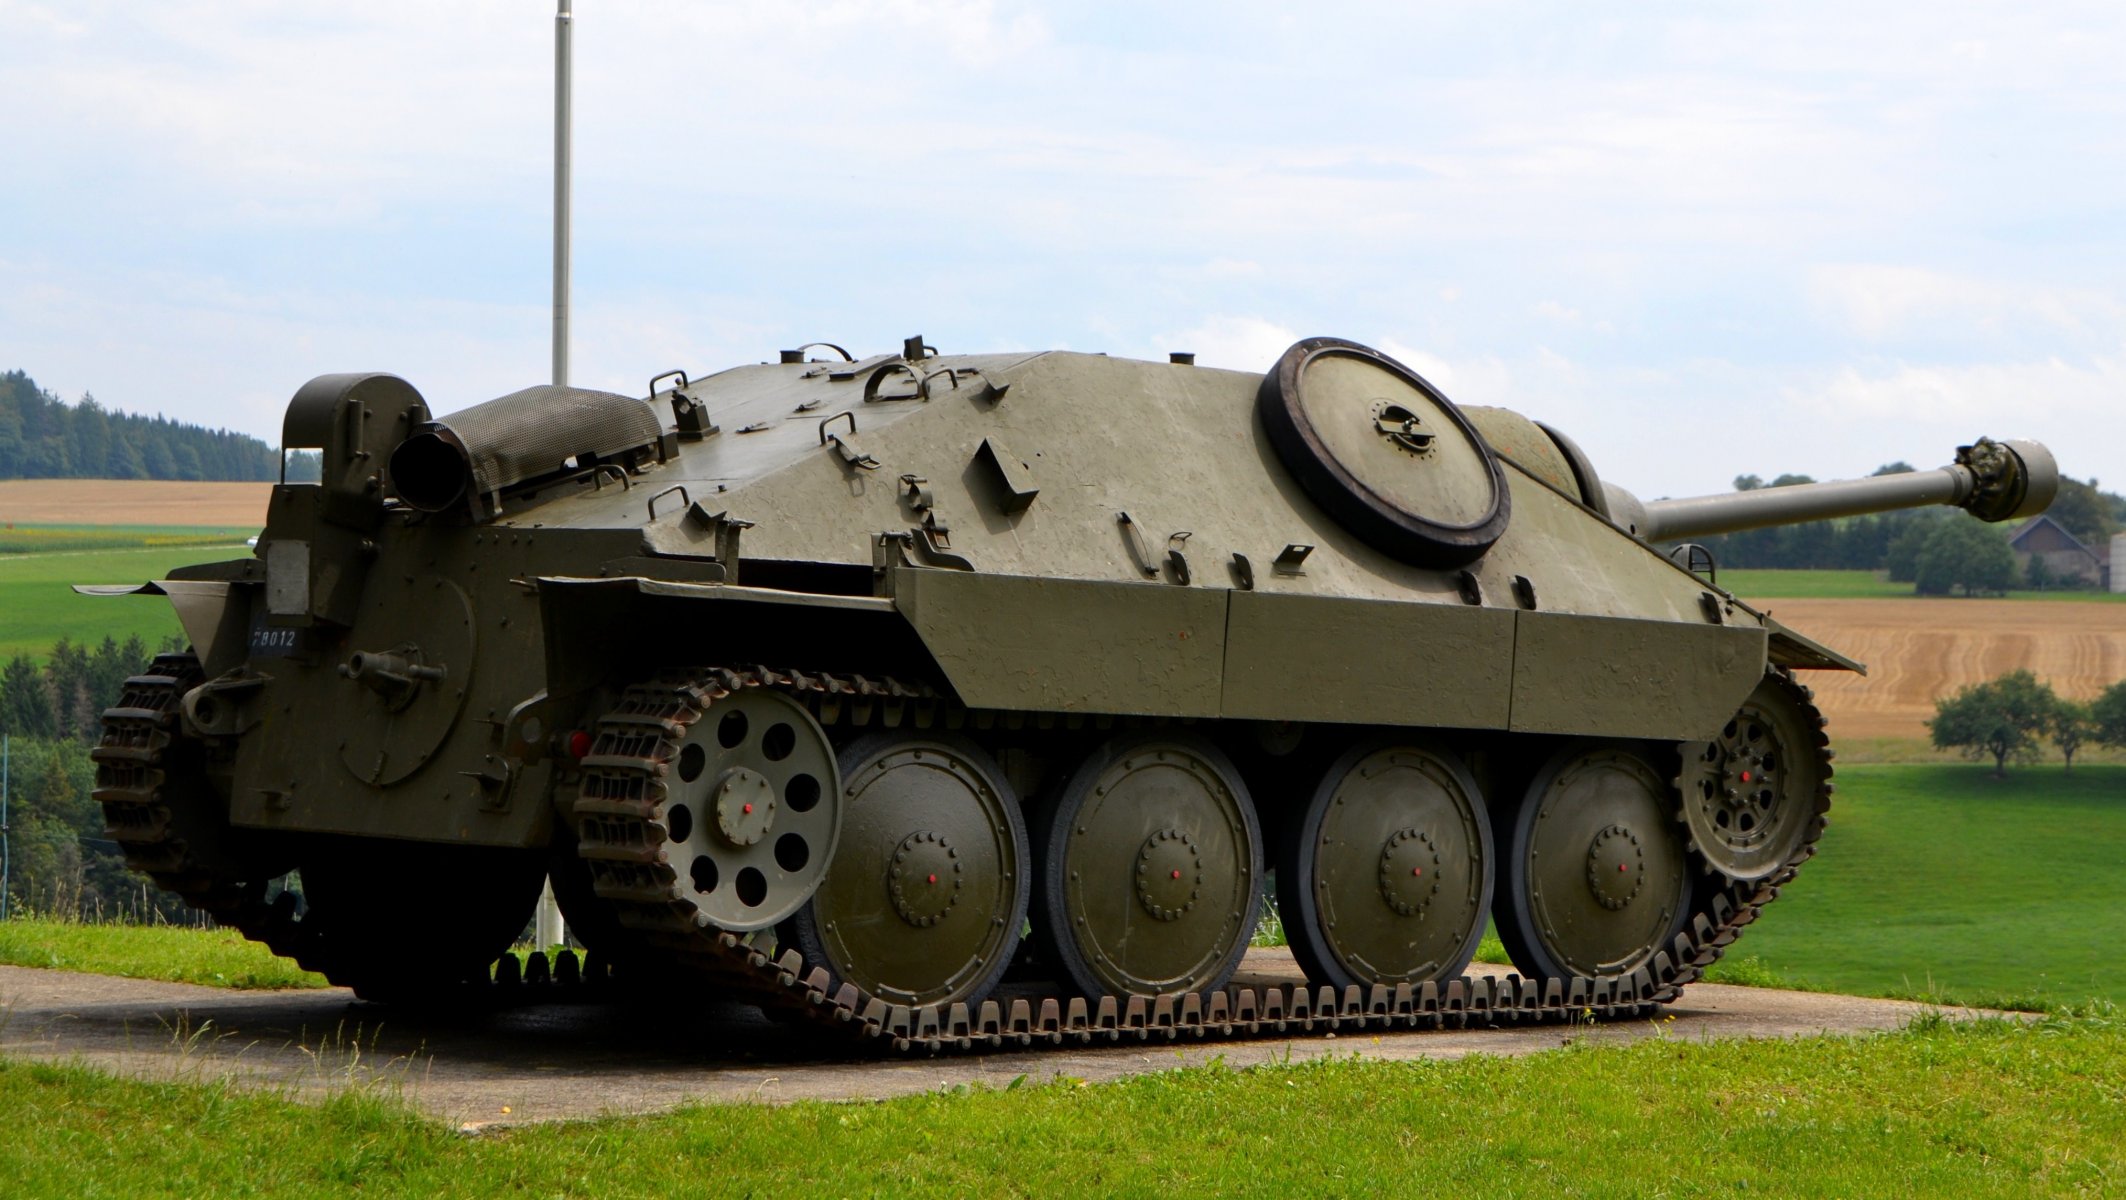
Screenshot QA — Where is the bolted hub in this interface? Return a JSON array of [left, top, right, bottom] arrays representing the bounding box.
[[1585, 823, 1646, 911], [1134, 828, 1202, 922], [712, 767, 776, 847], [1376, 827, 1443, 917], [1707, 731, 1779, 831], [887, 831, 962, 928]]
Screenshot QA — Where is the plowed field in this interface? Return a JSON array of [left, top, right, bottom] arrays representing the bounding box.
[[1767, 598, 2126, 739], [0, 479, 271, 526]]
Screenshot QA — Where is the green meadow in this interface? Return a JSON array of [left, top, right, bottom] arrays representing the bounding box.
[[1720, 566, 2126, 602], [1725, 763, 2126, 1008], [0, 538, 249, 661]]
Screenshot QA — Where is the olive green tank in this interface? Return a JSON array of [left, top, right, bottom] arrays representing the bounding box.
[[86, 336, 2056, 1046]]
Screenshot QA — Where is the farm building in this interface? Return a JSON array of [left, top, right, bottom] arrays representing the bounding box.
[[2008, 514, 2110, 589]]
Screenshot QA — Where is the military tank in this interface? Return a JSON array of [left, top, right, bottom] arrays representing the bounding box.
[[86, 336, 2054, 1049]]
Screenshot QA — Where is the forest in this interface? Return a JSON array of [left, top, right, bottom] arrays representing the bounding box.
[[0, 368, 285, 482], [0, 633, 187, 920]]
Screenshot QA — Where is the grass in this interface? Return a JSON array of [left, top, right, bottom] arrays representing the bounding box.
[[0, 916, 326, 990], [2, 1011, 2122, 1197], [1719, 568, 1912, 599], [0, 524, 254, 555], [1720, 567, 2126, 602], [0, 540, 250, 661], [1731, 763, 2126, 1009]]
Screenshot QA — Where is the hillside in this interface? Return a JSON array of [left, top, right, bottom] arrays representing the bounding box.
[[0, 368, 281, 481]]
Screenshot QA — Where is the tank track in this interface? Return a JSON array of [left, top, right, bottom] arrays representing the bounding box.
[[570, 666, 1835, 1053], [92, 654, 540, 997], [94, 656, 305, 952], [94, 655, 1831, 1050]]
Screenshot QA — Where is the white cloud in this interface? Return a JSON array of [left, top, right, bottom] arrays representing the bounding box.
[[1808, 265, 2126, 346], [1148, 317, 1298, 375], [4, 3, 2124, 498]]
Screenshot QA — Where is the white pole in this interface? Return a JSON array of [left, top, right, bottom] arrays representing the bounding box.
[[537, 0, 574, 953], [552, 0, 573, 388]]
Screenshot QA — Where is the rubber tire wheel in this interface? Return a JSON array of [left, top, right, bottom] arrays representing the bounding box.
[[1036, 733, 1263, 999], [1279, 738, 1494, 990], [780, 733, 1031, 1009], [1257, 336, 1511, 568], [1492, 741, 1694, 982]]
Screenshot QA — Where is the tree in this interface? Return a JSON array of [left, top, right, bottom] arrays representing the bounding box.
[[1914, 518, 2016, 596], [0, 653, 56, 738], [2051, 700, 2094, 771], [1928, 670, 2058, 776], [2025, 553, 2054, 591], [2048, 477, 2118, 547], [2094, 680, 2126, 749], [1885, 510, 1946, 582]]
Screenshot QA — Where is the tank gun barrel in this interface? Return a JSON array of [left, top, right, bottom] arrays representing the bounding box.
[[1612, 437, 2057, 544]]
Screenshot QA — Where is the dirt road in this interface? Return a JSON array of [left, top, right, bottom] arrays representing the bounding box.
[[0, 951, 1988, 1129]]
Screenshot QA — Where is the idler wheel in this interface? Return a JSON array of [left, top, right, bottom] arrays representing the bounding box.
[[651, 689, 839, 931], [1677, 673, 1831, 882], [1280, 741, 1493, 990], [1038, 735, 1261, 998], [1495, 742, 1692, 980], [783, 735, 1029, 1009], [1257, 337, 1511, 567]]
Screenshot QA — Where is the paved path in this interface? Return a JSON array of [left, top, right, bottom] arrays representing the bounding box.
[[0, 951, 1989, 1130]]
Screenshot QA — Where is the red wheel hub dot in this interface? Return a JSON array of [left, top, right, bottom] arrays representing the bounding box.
[[927, 873, 938, 885], [1618, 863, 1628, 872], [566, 730, 593, 760], [742, 803, 752, 815]]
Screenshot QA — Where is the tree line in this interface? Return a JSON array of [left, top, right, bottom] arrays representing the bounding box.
[[1929, 670, 2126, 776], [1, 633, 195, 921], [1677, 463, 2125, 581], [0, 368, 291, 482]]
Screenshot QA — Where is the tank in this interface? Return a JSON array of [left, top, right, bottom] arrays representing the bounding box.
[[85, 336, 2056, 1047]]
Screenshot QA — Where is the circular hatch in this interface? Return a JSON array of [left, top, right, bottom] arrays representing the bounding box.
[[1257, 337, 1510, 566]]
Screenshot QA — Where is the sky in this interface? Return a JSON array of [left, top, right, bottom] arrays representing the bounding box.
[[2, 0, 2121, 499]]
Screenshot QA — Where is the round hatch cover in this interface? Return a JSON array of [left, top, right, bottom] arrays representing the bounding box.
[[1258, 337, 1510, 567]]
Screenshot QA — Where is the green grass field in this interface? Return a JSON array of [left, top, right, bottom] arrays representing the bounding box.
[[0, 916, 324, 990], [1721, 567, 2126, 602], [0, 524, 253, 555], [0, 540, 249, 661], [1731, 763, 2126, 1007], [2, 1013, 2119, 1197]]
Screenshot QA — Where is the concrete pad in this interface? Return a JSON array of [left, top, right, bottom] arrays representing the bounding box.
[[0, 950, 2002, 1130]]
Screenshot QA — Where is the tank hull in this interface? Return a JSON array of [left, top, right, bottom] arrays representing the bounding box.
[[87, 337, 2034, 1047]]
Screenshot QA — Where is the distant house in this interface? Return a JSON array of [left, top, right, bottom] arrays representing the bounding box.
[[2007, 515, 2109, 589]]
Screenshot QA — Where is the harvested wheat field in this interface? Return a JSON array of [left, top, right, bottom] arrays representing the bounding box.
[[1766, 598, 2126, 740], [0, 479, 272, 527]]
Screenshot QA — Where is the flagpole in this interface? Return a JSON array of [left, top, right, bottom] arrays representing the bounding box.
[[552, 0, 573, 389], [537, 0, 574, 954]]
